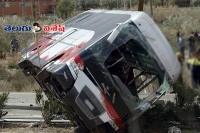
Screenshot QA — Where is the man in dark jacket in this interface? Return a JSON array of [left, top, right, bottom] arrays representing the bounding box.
[[188, 32, 195, 58], [10, 35, 19, 55]]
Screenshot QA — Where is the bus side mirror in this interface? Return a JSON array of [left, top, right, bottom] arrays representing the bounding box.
[[107, 23, 124, 44]]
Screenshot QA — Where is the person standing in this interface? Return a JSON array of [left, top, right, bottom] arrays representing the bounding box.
[[188, 32, 195, 58], [171, 52, 184, 93], [178, 32, 185, 60], [10, 35, 19, 56], [187, 47, 200, 89], [195, 30, 200, 47], [176, 52, 184, 84]]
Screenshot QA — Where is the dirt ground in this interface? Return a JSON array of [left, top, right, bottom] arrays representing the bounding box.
[[141, 122, 200, 133], [1, 122, 200, 133], [0, 122, 74, 133]]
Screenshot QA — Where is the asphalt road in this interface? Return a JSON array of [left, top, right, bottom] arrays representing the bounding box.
[[4, 92, 45, 116], [3, 92, 175, 116]]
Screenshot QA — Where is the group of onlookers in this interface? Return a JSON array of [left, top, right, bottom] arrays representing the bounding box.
[[176, 31, 200, 89]]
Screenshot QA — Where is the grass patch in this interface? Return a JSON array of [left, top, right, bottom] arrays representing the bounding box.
[[10, 71, 37, 92], [0, 65, 11, 81], [7, 62, 19, 69]]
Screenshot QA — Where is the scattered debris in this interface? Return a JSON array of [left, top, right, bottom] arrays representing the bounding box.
[[28, 122, 41, 128], [168, 126, 181, 133], [1, 111, 8, 117], [51, 114, 68, 120], [167, 121, 181, 125]]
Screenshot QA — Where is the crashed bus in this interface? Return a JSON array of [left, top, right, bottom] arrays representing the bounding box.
[[18, 10, 181, 133]]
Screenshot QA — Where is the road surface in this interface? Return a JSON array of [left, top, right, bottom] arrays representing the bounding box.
[[2, 92, 175, 116], [3, 92, 46, 116]]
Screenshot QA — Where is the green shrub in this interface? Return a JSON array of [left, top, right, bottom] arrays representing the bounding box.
[[0, 92, 9, 118], [35, 88, 77, 126], [174, 0, 190, 7], [142, 83, 200, 127], [193, 0, 200, 6], [35, 88, 54, 125], [173, 83, 200, 123], [35, 88, 66, 125], [142, 101, 179, 125]]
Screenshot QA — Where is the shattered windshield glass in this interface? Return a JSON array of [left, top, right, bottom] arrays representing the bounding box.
[[88, 22, 163, 69], [86, 22, 165, 111]]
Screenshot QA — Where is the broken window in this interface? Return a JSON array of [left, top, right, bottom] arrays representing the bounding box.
[[86, 22, 168, 112]]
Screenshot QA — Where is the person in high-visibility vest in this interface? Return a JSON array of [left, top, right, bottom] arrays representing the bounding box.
[[187, 47, 200, 89], [176, 52, 184, 84], [171, 52, 184, 93]]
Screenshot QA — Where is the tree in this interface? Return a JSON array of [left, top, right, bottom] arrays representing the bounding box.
[[192, 0, 200, 7], [84, 0, 100, 9], [100, 0, 117, 9], [55, 0, 74, 19], [174, 0, 190, 7], [152, 0, 162, 6]]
